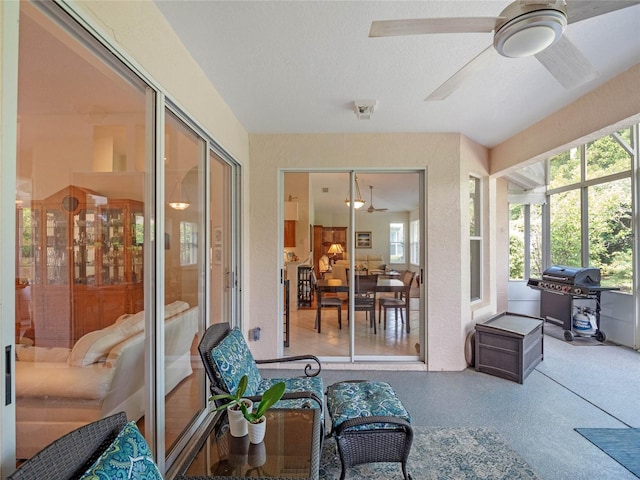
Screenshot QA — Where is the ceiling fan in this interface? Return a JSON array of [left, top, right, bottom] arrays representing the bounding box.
[[369, 0, 639, 100], [367, 185, 388, 213]]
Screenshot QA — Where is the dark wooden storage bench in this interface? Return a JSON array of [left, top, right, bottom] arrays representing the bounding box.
[[475, 312, 544, 384]]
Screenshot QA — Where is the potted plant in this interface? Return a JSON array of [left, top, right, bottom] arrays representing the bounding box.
[[209, 375, 253, 437], [241, 381, 286, 444]]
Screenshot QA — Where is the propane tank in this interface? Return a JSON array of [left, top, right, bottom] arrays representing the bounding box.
[[573, 306, 597, 336]]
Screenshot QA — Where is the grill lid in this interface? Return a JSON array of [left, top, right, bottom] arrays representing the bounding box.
[[542, 265, 600, 286]]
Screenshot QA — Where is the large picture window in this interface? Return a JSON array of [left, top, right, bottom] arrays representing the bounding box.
[[547, 127, 633, 292]]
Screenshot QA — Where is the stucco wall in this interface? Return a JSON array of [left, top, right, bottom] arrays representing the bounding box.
[[249, 133, 489, 371]]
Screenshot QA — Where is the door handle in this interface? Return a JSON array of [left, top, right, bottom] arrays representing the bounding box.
[[5, 345, 12, 406]]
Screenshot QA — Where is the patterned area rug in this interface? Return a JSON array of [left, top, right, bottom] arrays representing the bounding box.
[[320, 427, 542, 480]]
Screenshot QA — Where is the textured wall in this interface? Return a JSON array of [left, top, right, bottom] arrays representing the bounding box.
[[249, 133, 490, 371]]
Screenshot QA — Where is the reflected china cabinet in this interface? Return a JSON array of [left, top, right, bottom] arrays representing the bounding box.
[[19, 185, 143, 347]]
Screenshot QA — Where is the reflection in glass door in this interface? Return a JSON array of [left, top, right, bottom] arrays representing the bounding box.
[[14, 2, 151, 461], [283, 171, 422, 362], [209, 150, 233, 327], [164, 111, 205, 456], [352, 172, 421, 360]]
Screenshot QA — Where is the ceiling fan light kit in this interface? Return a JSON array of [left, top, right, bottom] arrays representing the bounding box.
[[494, 4, 567, 58], [367, 0, 640, 100]]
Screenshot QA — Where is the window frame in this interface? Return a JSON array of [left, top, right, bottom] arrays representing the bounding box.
[[469, 175, 482, 302], [545, 127, 635, 293], [409, 219, 419, 266]]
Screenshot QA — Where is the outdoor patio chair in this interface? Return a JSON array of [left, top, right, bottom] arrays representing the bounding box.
[[198, 323, 324, 423], [9, 412, 128, 480]]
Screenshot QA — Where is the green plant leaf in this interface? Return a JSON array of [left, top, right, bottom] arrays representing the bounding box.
[[243, 381, 286, 422], [209, 374, 250, 412]]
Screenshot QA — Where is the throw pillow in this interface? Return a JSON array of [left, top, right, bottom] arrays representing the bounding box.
[[210, 328, 261, 396], [79, 421, 162, 480]]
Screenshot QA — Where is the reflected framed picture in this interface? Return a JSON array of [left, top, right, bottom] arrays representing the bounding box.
[[356, 231, 372, 249], [213, 246, 222, 265], [213, 226, 223, 246]]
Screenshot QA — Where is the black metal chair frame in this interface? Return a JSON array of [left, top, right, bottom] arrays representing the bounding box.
[[198, 323, 324, 411], [9, 412, 128, 480]]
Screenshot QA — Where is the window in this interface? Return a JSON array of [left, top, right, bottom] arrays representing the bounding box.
[[389, 223, 405, 263], [509, 203, 542, 280], [470, 176, 482, 301], [409, 219, 419, 265], [179, 221, 198, 266], [547, 126, 634, 292]]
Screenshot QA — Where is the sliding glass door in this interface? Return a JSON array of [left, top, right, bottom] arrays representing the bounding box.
[[9, 1, 241, 473], [283, 170, 423, 362]]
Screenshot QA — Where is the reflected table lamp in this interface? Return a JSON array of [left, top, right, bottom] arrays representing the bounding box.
[[327, 243, 344, 264]]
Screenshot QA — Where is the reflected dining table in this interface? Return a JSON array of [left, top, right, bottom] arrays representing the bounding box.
[[315, 277, 406, 333]]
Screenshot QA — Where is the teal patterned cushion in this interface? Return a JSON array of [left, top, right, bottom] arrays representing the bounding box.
[[79, 421, 162, 479], [210, 328, 262, 395], [327, 381, 410, 431], [259, 376, 324, 414]]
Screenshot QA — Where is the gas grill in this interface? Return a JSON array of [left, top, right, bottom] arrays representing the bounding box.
[[527, 265, 618, 342], [527, 265, 601, 296]]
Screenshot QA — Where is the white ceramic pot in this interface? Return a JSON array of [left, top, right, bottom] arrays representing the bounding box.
[[227, 399, 253, 438], [247, 415, 267, 444]]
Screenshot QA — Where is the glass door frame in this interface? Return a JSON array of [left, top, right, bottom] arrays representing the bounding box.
[[1, 1, 244, 473], [279, 168, 425, 364]]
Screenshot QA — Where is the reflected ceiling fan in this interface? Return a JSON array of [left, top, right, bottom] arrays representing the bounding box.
[[369, 0, 639, 100], [367, 185, 388, 213]]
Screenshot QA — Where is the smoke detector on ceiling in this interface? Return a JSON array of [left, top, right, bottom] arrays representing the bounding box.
[[353, 100, 378, 120]]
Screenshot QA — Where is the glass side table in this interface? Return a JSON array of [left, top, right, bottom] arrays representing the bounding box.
[[176, 408, 321, 480]]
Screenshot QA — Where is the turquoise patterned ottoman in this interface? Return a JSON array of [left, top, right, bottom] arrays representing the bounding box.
[[326, 381, 413, 480]]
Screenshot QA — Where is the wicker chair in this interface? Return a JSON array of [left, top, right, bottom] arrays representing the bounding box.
[[9, 412, 127, 480]]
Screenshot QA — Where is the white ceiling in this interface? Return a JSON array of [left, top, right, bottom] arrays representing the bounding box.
[[155, 0, 640, 149]]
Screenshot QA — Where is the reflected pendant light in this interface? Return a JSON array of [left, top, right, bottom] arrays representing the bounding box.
[[169, 180, 190, 210]]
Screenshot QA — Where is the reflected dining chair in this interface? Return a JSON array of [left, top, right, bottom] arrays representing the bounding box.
[[378, 270, 416, 332]]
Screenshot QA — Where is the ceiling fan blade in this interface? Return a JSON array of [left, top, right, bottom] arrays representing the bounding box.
[[535, 36, 598, 89], [426, 45, 497, 101], [369, 17, 500, 37], [566, 0, 640, 25]]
